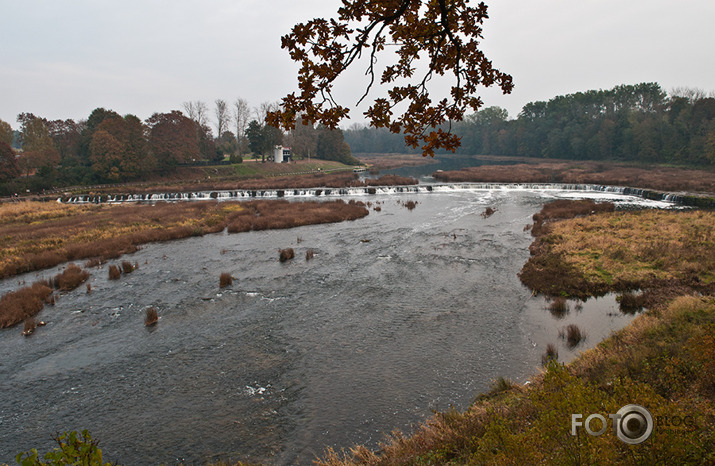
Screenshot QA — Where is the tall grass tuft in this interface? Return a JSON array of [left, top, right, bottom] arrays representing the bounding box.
[[108, 265, 121, 280], [121, 261, 136, 274], [0, 282, 54, 328], [279, 248, 295, 262], [547, 297, 570, 318], [144, 307, 158, 326], [52, 264, 90, 291], [559, 323, 586, 348], [219, 272, 233, 288], [618, 291, 646, 314], [306, 249, 315, 261], [541, 343, 559, 366]]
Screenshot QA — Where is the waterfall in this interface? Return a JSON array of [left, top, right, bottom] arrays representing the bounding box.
[[58, 182, 710, 207]]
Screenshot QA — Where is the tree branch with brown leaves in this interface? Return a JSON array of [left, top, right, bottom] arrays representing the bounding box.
[[267, 0, 513, 156]]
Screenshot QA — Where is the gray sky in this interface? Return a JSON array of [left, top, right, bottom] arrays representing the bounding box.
[[1, 0, 714, 130]]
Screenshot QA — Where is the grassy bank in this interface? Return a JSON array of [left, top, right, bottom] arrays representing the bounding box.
[[432, 159, 715, 194], [314, 202, 714, 465], [0, 199, 368, 281]]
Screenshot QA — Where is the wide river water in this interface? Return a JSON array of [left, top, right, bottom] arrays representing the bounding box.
[[0, 187, 675, 464]]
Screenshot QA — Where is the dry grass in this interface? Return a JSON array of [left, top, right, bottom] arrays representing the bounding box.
[[546, 297, 570, 318], [306, 249, 315, 261], [520, 203, 714, 299], [541, 343, 559, 366], [0, 282, 54, 328], [0, 200, 368, 279], [108, 265, 121, 280], [144, 307, 158, 326], [121, 261, 136, 274], [219, 272, 233, 288], [52, 264, 90, 291], [226, 200, 369, 234], [432, 160, 715, 193], [559, 323, 586, 348], [279, 248, 295, 262]]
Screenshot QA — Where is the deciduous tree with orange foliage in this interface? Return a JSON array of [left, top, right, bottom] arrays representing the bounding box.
[[267, 0, 513, 156]]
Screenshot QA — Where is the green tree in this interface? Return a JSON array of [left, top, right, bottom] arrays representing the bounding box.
[[317, 126, 360, 165]]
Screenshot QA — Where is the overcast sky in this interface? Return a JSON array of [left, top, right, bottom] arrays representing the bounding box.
[[1, 0, 714, 130]]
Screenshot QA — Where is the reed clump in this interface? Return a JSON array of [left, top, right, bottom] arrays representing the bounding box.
[[219, 272, 233, 288], [279, 248, 295, 262], [481, 206, 496, 218], [52, 264, 90, 291], [541, 343, 559, 366], [121, 261, 136, 274], [144, 307, 158, 326], [547, 297, 570, 318], [559, 323, 586, 348], [0, 282, 54, 328], [108, 265, 121, 280]]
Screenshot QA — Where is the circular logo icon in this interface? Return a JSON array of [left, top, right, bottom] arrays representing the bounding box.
[[615, 404, 653, 444]]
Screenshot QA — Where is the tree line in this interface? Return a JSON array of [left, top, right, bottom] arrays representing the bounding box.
[[344, 83, 715, 167], [0, 99, 359, 194]]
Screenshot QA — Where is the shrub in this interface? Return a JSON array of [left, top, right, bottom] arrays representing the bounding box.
[[108, 265, 121, 280], [219, 272, 233, 288], [306, 249, 315, 261], [279, 248, 295, 262], [403, 200, 418, 210], [144, 307, 158, 326], [15, 430, 112, 466], [52, 264, 90, 291]]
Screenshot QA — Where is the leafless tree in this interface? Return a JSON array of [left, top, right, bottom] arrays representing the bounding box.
[[214, 99, 230, 139], [182, 101, 209, 127], [233, 98, 251, 154]]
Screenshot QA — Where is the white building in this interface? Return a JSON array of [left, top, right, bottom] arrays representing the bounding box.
[[273, 145, 292, 163]]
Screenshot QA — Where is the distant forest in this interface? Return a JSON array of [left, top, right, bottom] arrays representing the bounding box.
[[0, 102, 358, 194], [344, 83, 715, 167]]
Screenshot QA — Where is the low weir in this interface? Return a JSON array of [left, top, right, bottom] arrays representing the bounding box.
[[59, 183, 714, 207]]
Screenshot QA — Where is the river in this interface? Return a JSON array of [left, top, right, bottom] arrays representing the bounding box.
[[0, 187, 675, 464]]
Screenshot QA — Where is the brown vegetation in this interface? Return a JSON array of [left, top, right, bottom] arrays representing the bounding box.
[[559, 323, 586, 348], [0, 200, 368, 280], [481, 206, 496, 218], [520, 203, 714, 300], [226, 200, 368, 234], [0, 282, 53, 328], [306, 249, 315, 260], [144, 307, 158, 326], [52, 264, 90, 291], [279, 248, 295, 262], [541, 343, 558, 366], [219, 272, 233, 288], [546, 296, 570, 318], [108, 265, 121, 280], [121, 261, 136, 274], [432, 160, 715, 193]]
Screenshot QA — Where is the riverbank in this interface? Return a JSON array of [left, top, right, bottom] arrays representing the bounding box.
[[315, 201, 714, 465], [432, 159, 715, 194], [0, 199, 369, 328]]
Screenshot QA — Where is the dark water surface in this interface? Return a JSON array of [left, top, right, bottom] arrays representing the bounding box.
[[0, 189, 667, 464]]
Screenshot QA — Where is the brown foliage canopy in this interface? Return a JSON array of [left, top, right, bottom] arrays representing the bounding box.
[[268, 0, 513, 157]]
